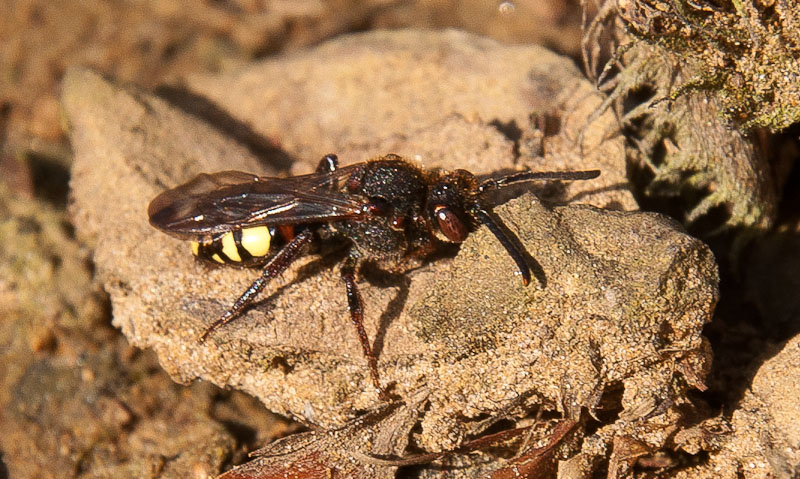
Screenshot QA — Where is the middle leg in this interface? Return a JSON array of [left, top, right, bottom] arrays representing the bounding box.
[[341, 251, 389, 400]]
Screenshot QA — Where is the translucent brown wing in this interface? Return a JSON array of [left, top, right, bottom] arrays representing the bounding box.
[[148, 167, 366, 239]]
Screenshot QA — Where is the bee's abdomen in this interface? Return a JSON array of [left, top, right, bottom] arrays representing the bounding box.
[[191, 226, 272, 265]]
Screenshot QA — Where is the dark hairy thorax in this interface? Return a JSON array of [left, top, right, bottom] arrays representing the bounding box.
[[331, 157, 433, 260]]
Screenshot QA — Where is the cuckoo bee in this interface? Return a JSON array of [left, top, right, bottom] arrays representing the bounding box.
[[148, 154, 600, 398]]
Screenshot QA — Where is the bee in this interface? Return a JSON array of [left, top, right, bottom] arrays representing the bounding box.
[[148, 154, 599, 399]]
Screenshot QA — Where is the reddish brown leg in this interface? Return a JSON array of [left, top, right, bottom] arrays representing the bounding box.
[[341, 252, 389, 400], [199, 230, 313, 342]]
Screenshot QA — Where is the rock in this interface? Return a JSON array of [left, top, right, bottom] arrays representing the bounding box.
[[672, 334, 800, 479], [63, 30, 717, 476], [751, 336, 800, 460]]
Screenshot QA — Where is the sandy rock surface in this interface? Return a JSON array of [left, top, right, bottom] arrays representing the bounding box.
[[64, 30, 717, 476], [671, 334, 800, 479]]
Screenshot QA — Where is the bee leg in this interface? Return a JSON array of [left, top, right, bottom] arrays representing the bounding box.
[[198, 230, 314, 342], [316, 154, 339, 174], [471, 206, 533, 287], [341, 252, 389, 401]]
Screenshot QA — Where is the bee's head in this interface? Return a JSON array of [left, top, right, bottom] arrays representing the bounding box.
[[426, 170, 480, 243], [426, 166, 600, 286]]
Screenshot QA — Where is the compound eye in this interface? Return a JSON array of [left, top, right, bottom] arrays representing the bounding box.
[[435, 206, 468, 243]]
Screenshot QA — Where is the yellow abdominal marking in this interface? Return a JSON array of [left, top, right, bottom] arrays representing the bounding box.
[[191, 241, 200, 256], [220, 232, 241, 262], [211, 253, 224, 263], [240, 226, 271, 257]]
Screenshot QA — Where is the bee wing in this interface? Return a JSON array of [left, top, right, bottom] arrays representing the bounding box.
[[148, 168, 365, 238]]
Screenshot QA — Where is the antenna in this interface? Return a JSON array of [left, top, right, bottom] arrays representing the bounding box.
[[479, 170, 600, 194]]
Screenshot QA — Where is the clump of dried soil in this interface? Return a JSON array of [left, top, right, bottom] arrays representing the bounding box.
[[64, 30, 718, 477]]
